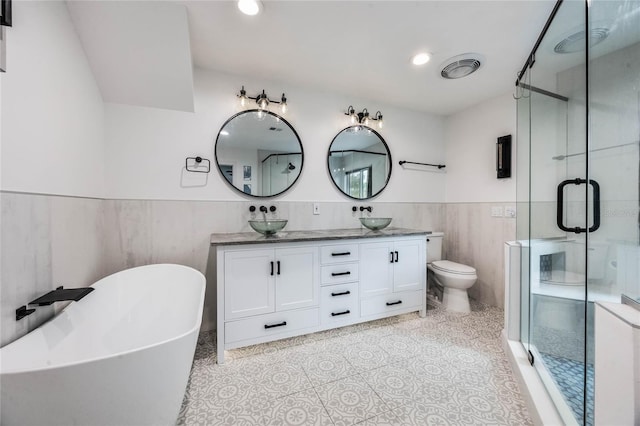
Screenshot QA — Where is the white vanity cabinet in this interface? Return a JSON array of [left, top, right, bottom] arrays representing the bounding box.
[[213, 230, 427, 364], [359, 237, 425, 319], [224, 246, 318, 319], [360, 238, 423, 296]]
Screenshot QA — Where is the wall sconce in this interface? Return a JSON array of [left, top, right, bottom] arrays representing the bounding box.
[[238, 86, 287, 114], [345, 106, 383, 129]]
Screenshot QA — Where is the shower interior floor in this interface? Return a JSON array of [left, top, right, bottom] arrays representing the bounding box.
[[539, 352, 594, 426]]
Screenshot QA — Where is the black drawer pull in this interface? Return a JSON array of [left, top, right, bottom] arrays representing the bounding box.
[[390, 252, 394, 263], [277, 260, 281, 275], [270, 261, 274, 276], [331, 310, 351, 317], [331, 271, 351, 277], [394, 251, 399, 263], [386, 300, 402, 306], [331, 290, 351, 297], [264, 321, 287, 329], [331, 251, 351, 256]]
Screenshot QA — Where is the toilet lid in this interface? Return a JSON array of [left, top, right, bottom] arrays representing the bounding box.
[[431, 260, 476, 275]]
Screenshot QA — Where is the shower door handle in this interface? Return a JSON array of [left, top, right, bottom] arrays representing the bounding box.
[[556, 178, 601, 233]]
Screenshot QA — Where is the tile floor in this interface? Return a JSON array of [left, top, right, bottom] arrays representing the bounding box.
[[540, 352, 594, 426], [177, 300, 533, 425]]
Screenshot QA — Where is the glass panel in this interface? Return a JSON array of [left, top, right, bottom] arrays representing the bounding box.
[[528, 1, 588, 423], [587, 0, 640, 423], [516, 68, 532, 349]]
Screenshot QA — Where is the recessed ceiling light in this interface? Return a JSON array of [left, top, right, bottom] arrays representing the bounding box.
[[238, 0, 262, 16], [412, 52, 431, 66]]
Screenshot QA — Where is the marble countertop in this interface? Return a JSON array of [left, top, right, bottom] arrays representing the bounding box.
[[210, 227, 430, 246]]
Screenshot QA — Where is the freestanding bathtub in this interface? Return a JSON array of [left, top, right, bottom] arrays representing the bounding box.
[[0, 264, 206, 426]]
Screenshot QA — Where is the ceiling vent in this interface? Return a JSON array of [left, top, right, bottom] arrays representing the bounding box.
[[553, 28, 610, 54], [440, 54, 483, 79]]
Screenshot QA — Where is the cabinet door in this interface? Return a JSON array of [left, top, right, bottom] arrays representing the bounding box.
[[360, 241, 394, 297], [225, 249, 275, 319], [393, 239, 424, 292], [275, 246, 319, 311]]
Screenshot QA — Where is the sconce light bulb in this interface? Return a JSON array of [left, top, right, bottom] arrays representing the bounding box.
[[281, 102, 287, 114], [363, 117, 370, 126], [377, 118, 383, 128], [350, 114, 357, 124], [238, 86, 247, 108]]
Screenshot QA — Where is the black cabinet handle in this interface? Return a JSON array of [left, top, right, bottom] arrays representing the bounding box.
[[331, 290, 351, 297], [270, 261, 274, 276], [331, 271, 351, 277], [390, 252, 394, 263], [557, 178, 601, 234], [332, 252, 351, 256], [386, 300, 402, 306], [394, 251, 399, 262], [264, 321, 287, 329], [277, 260, 281, 275], [331, 310, 351, 317]]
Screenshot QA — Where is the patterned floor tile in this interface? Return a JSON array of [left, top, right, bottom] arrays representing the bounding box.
[[356, 410, 402, 425], [393, 401, 468, 425], [316, 374, 390, 426], [400, 354, 456, 386], [262, 388, 333, 426], [179, 299, 533, 426], [301, 351, 357, 387], [341, 341, 392, 372], [377, 333, 422, 359], [252, 362, 313, 400], [361, 364, 428, 409]]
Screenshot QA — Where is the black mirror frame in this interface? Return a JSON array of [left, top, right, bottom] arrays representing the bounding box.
[[214, 109, 304, 199], [327, 125, 392, 200]]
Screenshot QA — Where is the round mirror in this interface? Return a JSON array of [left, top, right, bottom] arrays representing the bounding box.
[[327, 126, 392, 199], [215, 110, 303, 197]]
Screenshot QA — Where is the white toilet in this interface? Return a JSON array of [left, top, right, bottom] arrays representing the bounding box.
[[426, 232, 477, 313]]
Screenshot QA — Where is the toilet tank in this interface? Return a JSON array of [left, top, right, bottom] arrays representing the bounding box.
[[427, 232, 444, 263]]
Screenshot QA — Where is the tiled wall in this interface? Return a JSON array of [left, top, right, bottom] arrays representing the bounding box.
[[2, 193, 520, 345], [1, 193, 448, 346], [444, 203, 517, 308], [102, 200, 446, 274], [1, 192, 105, 346]]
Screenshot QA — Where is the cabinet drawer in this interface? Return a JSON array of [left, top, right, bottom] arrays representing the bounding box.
[[225, 308, 319, 344], [320, 244, 359, 264], [320, 283, 359, 325], [360, 290, 423, 317], [321, 263, 359, 285]]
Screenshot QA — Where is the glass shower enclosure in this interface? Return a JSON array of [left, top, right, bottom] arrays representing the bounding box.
[[516, 0, 640, 424]]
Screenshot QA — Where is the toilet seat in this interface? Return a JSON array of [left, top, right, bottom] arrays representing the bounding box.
[[431, 260, 476, 275]]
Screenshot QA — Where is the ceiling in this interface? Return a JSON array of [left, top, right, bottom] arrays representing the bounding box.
[[68, 0, 557, 115]]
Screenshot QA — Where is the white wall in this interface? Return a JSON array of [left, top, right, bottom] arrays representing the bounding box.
[[1, 1, 104, 198], [0, 1, 106, 346], [442, 92, 518, 308], [104, 68, 446, 203], [444, 93, 516, 203]]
